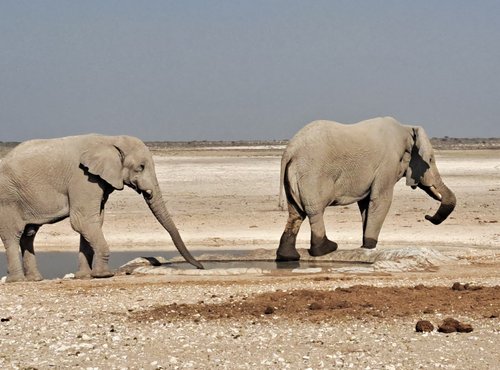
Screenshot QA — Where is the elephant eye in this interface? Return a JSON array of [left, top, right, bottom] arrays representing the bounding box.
[[136, 164, 145, 172]]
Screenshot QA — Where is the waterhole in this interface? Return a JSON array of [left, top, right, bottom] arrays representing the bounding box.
[[0, 250, 372, 279], [0, 251, 182, 279]]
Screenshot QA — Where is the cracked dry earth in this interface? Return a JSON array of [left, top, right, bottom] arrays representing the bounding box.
[[0, 146, 499, 369]]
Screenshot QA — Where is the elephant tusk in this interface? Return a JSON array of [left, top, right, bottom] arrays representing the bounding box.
[[429, 186, 442, 201], [145, 190, 152, 196]]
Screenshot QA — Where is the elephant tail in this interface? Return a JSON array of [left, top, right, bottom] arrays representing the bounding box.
[[279, 153, 303, 213], [278, 152, 289, 210]]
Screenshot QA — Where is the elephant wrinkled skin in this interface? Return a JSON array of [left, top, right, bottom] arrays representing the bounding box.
[[0, 134, 203, 282], [277, 117, 456, 261]]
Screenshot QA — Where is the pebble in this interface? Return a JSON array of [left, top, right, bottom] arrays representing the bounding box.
[[0, 270, 496, 368]]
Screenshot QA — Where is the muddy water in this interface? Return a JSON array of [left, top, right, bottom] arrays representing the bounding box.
[[0, 250, 362, 279], [0, 250, 183, 279]]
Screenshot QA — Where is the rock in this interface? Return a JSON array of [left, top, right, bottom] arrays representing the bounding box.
[[457, 323, 474, 333], [442, 317, 460, 328], [463, 283, 482, 291], [0, 276, 6, 284], [63, 273, 75, 279], [81, 334, 92, 341], [264, 306, 275, 315], [452, 282, 482, 291], [415, 320, 434, 332], [438, 324, 457, 333], [309, 302, 323, 310], [437, 317, 469, 333]]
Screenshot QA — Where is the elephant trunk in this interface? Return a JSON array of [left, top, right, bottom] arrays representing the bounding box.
[[145, 190, 204, 269], [424, 180, 456, 225]]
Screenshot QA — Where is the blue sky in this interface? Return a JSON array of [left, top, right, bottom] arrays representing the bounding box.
[[1, 1, 499, 141]]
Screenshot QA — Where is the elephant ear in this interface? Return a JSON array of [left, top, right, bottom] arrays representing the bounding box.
[[80, 145, 124, 190], [406, 126, 432, 187]]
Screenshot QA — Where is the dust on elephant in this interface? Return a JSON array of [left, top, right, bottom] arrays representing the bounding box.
[[277, 117, 456, 261], [0, 134, 203, 282]]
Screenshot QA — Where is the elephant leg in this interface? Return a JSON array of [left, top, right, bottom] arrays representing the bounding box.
[[79, 230, 113, 279], [361, 192, 393, 249], [357, 196, 369, 239], [74, 236, 94, 279], [1, 234, 26, 283], [308, 212, 338, 257], [276, 203, 305, 261], [70, 211, 113, 279], [20, 225, 43, 281]]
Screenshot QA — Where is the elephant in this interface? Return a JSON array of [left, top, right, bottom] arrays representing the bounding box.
[[0, 134, 203, 282], [276, 117, 456, 261]]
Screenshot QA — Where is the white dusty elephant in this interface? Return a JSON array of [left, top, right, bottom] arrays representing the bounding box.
[[277, 117, 456, 261], [0, 134, 203, 282]]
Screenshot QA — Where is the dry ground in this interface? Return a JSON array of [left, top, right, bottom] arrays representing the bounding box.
[[0, 146, 499, 369]]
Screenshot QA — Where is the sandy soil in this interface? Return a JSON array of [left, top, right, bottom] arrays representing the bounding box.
[[0, 147, 499, 369]]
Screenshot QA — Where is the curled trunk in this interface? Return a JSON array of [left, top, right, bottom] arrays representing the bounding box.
[[424, 181, 456, 225], [145, 191, 204, 269]]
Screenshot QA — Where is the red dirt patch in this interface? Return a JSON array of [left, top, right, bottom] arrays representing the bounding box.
[[132, 284, 500, 323]]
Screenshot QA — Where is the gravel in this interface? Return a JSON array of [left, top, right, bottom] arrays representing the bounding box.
[[1, 269, 499, 369]]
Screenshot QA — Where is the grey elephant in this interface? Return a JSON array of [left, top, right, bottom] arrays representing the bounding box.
[[277, 117, 456, 261], [0, 134, 203, 282]]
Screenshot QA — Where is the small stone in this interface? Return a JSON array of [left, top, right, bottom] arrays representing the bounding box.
[[438, 317, 460, 333], [452, 282, 465, 291], [264, 306, 275, 315], [309, 302, 323, 310], [438, 324, 456, 333], [457, 323, 474, 333], [1, 316, 12, 322], [415, 320, 434, 332], [81, 334, 91, 341], [464, 283, 482, 291], [414, 284, 425, 290], [442, 317, 460, 328]]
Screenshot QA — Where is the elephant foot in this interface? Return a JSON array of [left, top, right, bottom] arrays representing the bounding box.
[[309, 238, 338, 257], [25, 272, 43, 282], [360, 238, 378, 249], [74, 270, 92, 279], [277, 231, 301, 261], [91, 269, 114, 279], [5, 274, 27, 283], [276, 248, 301, 262]]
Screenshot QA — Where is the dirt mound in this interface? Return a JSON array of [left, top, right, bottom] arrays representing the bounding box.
[[132, 284, 500, 323]]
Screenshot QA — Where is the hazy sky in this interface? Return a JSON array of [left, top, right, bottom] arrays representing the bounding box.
[[1, 1, 499, 141]]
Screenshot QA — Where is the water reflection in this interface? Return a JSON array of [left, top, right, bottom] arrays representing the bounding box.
[[0, 251, 181, 279], [0, 250, 366, 279]]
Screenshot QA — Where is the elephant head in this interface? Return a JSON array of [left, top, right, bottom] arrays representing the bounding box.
[[80, 135, 203, 269], [405, 127, 456, 225]]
